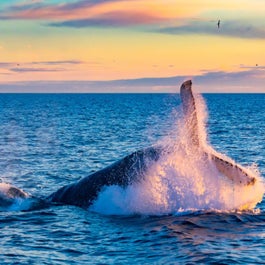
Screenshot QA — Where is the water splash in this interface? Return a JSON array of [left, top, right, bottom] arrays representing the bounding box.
[[0, 183, 38, 212], [91, 94, 265, 215]]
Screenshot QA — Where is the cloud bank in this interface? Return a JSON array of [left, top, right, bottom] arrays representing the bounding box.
[[0, 60, 84, 73], [158, 20, 265, 39], [10, 67, 65, 73], [49, 11, 161, 27], [1, 1, 264, 40], [0, 68, 264, 93]]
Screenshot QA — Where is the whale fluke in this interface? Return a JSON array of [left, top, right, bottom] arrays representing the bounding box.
[[211, 154, 256, 186], [180, 80, 256, 186]]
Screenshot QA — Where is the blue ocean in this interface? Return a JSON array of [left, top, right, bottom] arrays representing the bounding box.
[[0, 92, 265, 264]]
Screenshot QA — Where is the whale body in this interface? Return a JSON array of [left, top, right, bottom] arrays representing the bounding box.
[[47, 146, 162, 208], [0, 80, 258, 210]]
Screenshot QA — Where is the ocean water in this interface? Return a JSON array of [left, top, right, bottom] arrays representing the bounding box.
[[0, 92, 265, 264]]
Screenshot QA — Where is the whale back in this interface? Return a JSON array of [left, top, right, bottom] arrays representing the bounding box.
[[47, 146, 162, 208]]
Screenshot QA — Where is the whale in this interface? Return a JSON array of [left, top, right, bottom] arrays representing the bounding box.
[[0, 80, 257, 210], [46, 80, 257, 208]]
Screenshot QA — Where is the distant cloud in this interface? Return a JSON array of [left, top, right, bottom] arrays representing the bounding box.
[[239, 64, 265, 70], [0, 0, 165, 29], [86, 68, 265, 92], [2, 59, 264, 90], [1, 0, 265, 40], [0, 62, 15, 68], [0, 60, 83, 72], [4, 0, 119, 13], [0, 68, 264, 93], [195, 70, 257, 83], [5, 0, 45, 12], [10, 67, 65, 73], [99, 68, 265, 87], [0, 0, 131, 20], [50, 0, 123, 12], [32, 60, 84, 65], [194, 68, 265, 92], [49, 11, 161, 28], [158, 20, 265, 39]]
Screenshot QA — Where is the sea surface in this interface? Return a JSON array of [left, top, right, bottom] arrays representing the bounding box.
[[0, 93, 264, 264]]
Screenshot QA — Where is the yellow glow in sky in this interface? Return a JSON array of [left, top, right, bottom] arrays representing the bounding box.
[[0, 0, 264, 92]]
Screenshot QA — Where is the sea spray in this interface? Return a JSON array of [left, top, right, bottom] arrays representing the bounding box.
[[0, 182, 31, 211], [90, 93, 265, 215]]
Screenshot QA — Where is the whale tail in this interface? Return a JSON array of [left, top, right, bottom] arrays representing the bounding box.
[[210, 153, 256, 186], [180, 80, 256, 186]]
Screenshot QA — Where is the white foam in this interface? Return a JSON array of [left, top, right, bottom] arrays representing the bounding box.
[[0, 183, 12, 194], [0, 182, 33, 211]]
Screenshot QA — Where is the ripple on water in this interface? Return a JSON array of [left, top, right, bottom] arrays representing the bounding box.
[[0, 94, 264, 264]]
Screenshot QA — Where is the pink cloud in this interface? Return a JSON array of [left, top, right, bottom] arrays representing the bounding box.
[[0, 0, 165, 28], [49, 11, 164, 27], [0, 0, 134, 20]]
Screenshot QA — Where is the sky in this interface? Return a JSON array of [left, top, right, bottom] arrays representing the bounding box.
[[0, 0, 265, 92]]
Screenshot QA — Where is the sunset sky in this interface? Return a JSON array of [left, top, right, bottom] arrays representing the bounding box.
[[0, 0, 264, 92]]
